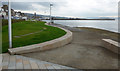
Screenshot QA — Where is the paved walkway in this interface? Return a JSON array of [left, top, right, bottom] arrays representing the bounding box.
[[1, 24, 118, 70], [1, 53, 76, 70], [22, 24, 118, 69]]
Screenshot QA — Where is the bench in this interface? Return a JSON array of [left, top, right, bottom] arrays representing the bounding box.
[[102, 39, 120, 54]]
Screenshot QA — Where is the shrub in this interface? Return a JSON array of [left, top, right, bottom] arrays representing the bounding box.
[[2, 19, 25, 26]]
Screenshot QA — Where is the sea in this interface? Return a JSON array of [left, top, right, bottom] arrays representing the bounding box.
[[43, 19, 119, 33]]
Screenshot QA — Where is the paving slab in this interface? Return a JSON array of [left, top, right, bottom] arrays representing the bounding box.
[[2, 53, 75, 70]]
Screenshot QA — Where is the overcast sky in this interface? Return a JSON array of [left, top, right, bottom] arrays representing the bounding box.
[[1, 0, 119, 18]]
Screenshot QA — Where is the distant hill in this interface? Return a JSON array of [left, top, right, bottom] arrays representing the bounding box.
[[24, 13, 115, 20], [87, 17, 115, 19]]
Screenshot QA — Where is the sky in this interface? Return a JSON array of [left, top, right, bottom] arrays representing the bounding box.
[[1, 0, 120, 18]]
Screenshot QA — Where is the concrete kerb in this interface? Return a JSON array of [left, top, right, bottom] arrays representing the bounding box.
[[8, 23, 73, 55], [102, 39, 120, 54]]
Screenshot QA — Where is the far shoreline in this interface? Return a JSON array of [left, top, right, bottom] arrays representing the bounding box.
[[42, 19, 115, 20]]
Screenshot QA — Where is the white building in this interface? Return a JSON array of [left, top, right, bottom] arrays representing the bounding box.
[[0, 8, 7, 19], [15, 12, 21, 17], [22, 17, 27, 20], [0, 8, 6, 16], [42, 16, 50, 19]]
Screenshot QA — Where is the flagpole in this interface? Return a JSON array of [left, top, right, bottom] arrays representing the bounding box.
[[8, 0, 12, 48]]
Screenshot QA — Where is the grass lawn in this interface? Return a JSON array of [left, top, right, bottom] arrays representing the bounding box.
[[2, 21, 66, 53]]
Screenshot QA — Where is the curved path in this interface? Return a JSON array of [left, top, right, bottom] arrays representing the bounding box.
[[22, 24, 118, 69]]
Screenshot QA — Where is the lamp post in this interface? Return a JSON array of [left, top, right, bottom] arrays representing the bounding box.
[[50, 3, 53, 24], [8, 0, 12, 48]]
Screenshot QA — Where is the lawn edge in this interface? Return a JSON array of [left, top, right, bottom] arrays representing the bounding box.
[[8, 23, 72, 55]]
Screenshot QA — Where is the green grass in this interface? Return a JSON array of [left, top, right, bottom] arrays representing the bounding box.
[[2, 21, 66, 53]]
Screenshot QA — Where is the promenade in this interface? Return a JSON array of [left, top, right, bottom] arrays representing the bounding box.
[[22, 24, 118, 69]]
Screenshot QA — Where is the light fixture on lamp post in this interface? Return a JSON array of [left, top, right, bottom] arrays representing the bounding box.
[[8, 0, 12, 48]]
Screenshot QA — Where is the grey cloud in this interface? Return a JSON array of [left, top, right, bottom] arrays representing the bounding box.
[[1, 0, 118, 17], [2, 2, 66, 11], [11, 2, 33, 11], [2, 2, 33, 11], [2, 2, 50, 11]]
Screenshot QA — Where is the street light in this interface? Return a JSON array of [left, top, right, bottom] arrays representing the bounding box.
[[8, 0, 12, 48], [50, 3, 53, 24]]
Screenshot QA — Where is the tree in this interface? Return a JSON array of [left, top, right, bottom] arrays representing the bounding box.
[[2, 5, 8, 12]]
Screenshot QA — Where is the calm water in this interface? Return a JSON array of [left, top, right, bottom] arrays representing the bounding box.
[[44, 20, 119, 33]]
